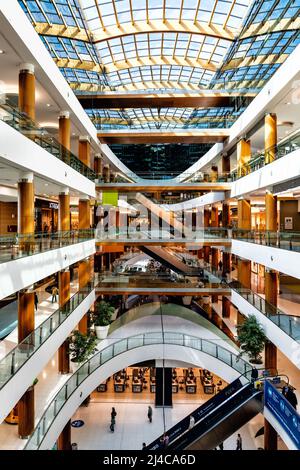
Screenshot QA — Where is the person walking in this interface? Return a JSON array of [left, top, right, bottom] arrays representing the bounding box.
[[51, 285, 58, 303], [34, 292, 38, 311], [147, 405, 153, 423], [236, 433, 242, 450], [163, 434, 169, 448], [218, 260, 223, 272], [251, 367, 258, 383], [188, 415, 195, 430], [110, 407, 117, 432], [219, 442, 224, 450], [286, 387, 298, 410]]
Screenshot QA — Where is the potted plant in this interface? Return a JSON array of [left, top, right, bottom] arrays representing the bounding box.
[[68, 331, 97, 363], [237, 315, 266, 364], [93, 300, 115, 339]]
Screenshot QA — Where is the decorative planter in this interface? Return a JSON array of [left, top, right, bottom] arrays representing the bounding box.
[[95, 325, 109, 339]]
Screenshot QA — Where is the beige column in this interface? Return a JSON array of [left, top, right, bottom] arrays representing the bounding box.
[[19, 63, 35, 121], [237, 138, 251, 177], [59, 111, 71, 151], [265, 113, 277, 164], [79, 136, 91, 168]]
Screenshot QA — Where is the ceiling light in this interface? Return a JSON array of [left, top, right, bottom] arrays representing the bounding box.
[[46, 103, 51, 107], [287, 102, 291, 105], [0, 50, 5, 54], [44, 183, 49, 186]]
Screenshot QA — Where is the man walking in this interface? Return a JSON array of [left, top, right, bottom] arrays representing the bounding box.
[[236, 433, 242, 450], [51, 285, 58, 303], [147, 405, 153, 423]]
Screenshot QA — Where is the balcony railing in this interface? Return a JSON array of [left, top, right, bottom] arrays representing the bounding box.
[[0, 101, 95, 181], [96, 171, 233, 183], [0, 282, 95, 392], [25, 332, 251, 450], [0, 229, 95, 264], [233, 229, 300, 252]]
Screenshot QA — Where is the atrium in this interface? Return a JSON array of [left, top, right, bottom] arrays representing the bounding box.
[[0, 0, 300, 455]]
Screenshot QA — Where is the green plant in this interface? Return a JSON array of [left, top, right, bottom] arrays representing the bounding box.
[[237, 315, 266, 364], [68, 330, 97, 363], [93, 300, 115, 327]]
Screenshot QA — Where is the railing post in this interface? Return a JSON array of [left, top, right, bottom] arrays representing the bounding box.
[[42, 416, 46, 435], [11, 351, 15, 375], [37, 426, 41, 446], [289, 318, 292, 337], [88, 361, 91, 375], [39, 327, 43, 345], [50, 317, 53, 333], [54, 399, 57, 416], [76, 373, 79, 387], [64, 384, 68, 400]]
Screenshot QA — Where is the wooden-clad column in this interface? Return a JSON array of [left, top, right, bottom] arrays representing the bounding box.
[[222, 153, 230, 177], [264, 333, 278, 450], [237, 138, 251, 177], [78, 196, 91, 334], [94, 154, 103, 177], [59, 189, 70, 232], [211, 248, 219, 303], [103, 164, 110, 183], [79, 136, 91, 168], [19, 63, 35, 120], [18, 291, 35, 438], [265, 113, 277, 164], [211, 165, 218, 182], [59, 111, 71, 150], [18, 173, 34, 234], [79, 197, 90, 231], [237, 259, 251, 289], [210, 206, 219, 227], [57, 419, 72, 450], [265, 191, 277, 232], [237, 199, 251, 231], [58, 270, 71, 374], [222, 203, 230, 228]]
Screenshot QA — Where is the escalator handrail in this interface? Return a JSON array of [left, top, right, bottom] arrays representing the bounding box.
[[146, 367, 276, 450]]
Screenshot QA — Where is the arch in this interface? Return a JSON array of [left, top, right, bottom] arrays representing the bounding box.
[[26, 332, 251, 450]]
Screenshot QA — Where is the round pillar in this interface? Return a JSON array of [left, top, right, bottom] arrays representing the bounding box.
[[265, 192, 277, 232], [265, 113, 277, 164], [18, 174, 34, 234], [59, 191, 70, 232], [19, 63, 35, 121], [59, 111, 71, 151], [58, 270, 71, 374], [78, 136, 91, 168], [237, 259, 251, 289], [237, 138, 251, 177], [237, 199, 251, 231], [79, 198, 90, 230]]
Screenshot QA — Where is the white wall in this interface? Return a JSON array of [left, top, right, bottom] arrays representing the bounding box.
[[231, 239, 300, 279], [231, 290, 300, 370], [0, 239, 95, 300], [230, 149, 300, 199], [37, 343, 242, 450], [0, 289, 95, 424], [0, 120, 95, 197]]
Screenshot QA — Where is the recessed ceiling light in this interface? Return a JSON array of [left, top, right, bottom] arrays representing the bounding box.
[[0, 50, 5, 54], [46, 103, 51, 107], [287, 102, 291, 105], [44, 183, 49, 186]]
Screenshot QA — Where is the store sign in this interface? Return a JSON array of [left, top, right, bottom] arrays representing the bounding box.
[[284, 216, 293, 229], [264, 381, 300, 449], [71, 420, 84, 428], [49, 202, 59, 210]]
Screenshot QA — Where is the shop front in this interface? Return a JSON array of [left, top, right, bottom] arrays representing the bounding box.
[[35, 199, 58, 233]]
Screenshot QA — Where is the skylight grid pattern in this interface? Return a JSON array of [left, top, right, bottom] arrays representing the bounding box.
[[97, 32, 231, 66], [80, 0, 250, 32], [41, 35, 99, 62], [19, 0, 84, 27], [244, 0, 300, 27], [107, 66, 214, 88], [61, 67, 106, 84], [211, 63, 281, 88]]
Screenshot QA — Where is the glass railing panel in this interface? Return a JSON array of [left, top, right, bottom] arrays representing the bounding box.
[[164, 332, 183, 345], [112, 339, 128, 356], [202, 339, 217, 357], [0, 101, 95, 181], [217, 346, 232, 366]]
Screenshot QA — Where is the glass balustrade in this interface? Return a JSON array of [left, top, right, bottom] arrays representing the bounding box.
[[0, 282, 95, 391], [96, 171, 233, 183], [233, 229, 300, 253], [25, 332, 251, 450], [95, 227, 230, 242], [0, 101, 95, 181], [206, 266, 300, 343], [0, 229, 95, 264]]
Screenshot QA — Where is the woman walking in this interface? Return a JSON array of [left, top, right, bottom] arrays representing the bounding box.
[[110, 407, 117, 432]]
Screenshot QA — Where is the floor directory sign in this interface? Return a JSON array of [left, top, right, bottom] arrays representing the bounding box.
[[264, 381, 300, 449]]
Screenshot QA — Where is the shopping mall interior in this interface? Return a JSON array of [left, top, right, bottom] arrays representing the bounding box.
[[0, 0, 300, 453]]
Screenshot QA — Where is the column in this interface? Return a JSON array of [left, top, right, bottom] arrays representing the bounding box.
[[265, 113, 277, 164], [222, 251, 231, 318], [210, 206, 219, 227], [237, 197, 251, 291], [58, 111, 71, 150], [78, 258, 91, 335], [155, 368, 172, 408], [94, 154, 103, 177], [18, 173, 34, 234], [211, 248, 219, 303], [222, 153, 230, 178], [237, 259, 251, 289], [103, 164, 110, 183], [79, 197, 90, 231], [19, 63, 35, 120], [265, 190, 277, 232], [57, 420, 72, 450], [18, 291, 35, 438], [222, 202, 230, 228], [237, 138, 251, 177], [203, 208, 210, 263], [59, 188, 70, 232], [78, 136, 91, 168], [264, 337, 278, 450], [58, 270, 71, 374], [211, 165, 218, 182]]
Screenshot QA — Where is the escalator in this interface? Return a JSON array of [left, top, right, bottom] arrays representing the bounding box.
[[140, 245, 200, 276], [146, 378, 263, 451]]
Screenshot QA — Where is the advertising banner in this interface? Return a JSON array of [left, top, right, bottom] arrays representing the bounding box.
[[264, 380, 300, 449]]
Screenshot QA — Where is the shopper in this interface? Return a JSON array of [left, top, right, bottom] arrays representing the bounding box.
[[286, 387, 298, 410], [219, 442, 224, 450], [142, 443, 146, 450], [110, 407, 117, 432], [147, 405, 153, 423], [188, 415, 195, 430], [51, 285, 58, 303], [236, 433, 242, 450], [218, 260, 223, 272], [282, 384, 289, 398], [34, 292, 38, 311], [251, 367, 258, 383], [163, 434, 169, 448]]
